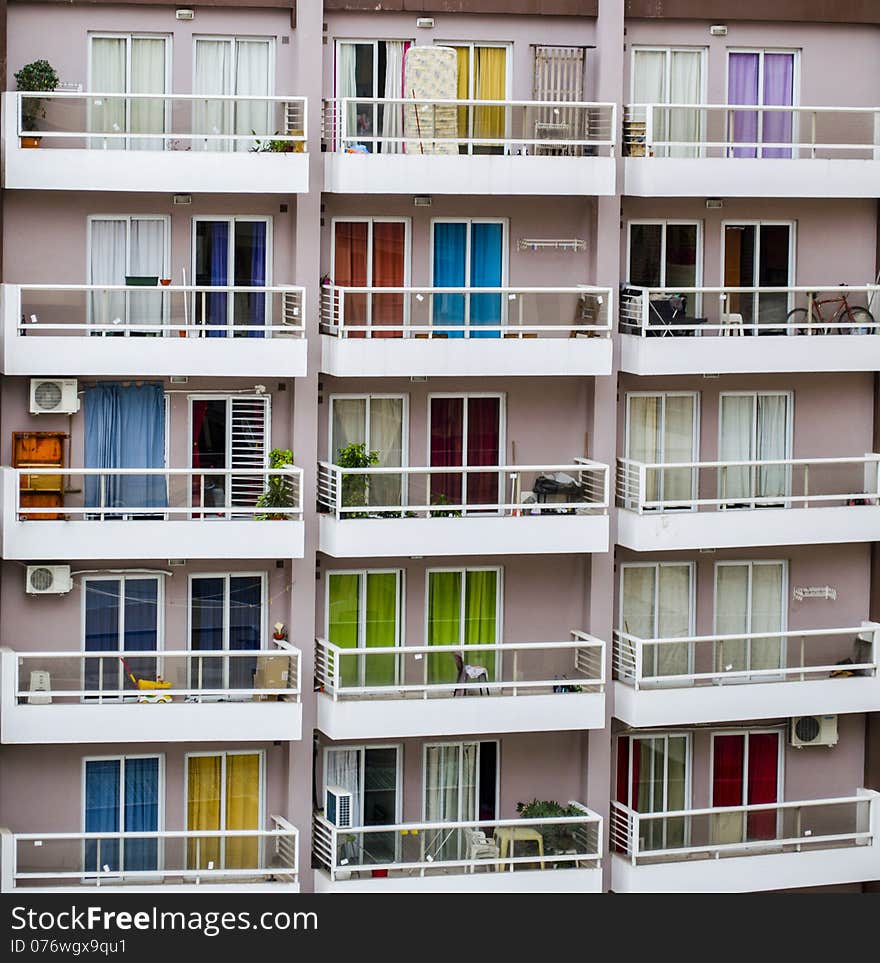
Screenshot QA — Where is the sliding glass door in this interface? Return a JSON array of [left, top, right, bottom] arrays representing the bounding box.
[[335, 40, 411, 152], [84, 755, 161, 876], [711, 731, 781, 843], [631, 47, 704, 157], [193, 37, 273, 151], [723, 222, 793, 331], [326, 570, 401, 687], [429, 395, 503, 511], [627, 221, 701, 290], [728, 50, 796, 158], [427, 568, 500, 685], [89, 34, 168, 150], [714, 561, 786, 681], [186, 751, 262, 870], [432, 220, 506, 338], [193, 217, 270, 336], [625, 393, 698, 509], [719, 392, 791, 505]]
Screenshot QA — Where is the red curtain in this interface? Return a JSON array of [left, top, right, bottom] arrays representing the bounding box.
[[430, 397, 463, 507], [746, 733, 779, 840], [466, 397, 501, 506], [371, 222, 405, 339], [712, 734, 745, 808], [334, 222, 368, 339]]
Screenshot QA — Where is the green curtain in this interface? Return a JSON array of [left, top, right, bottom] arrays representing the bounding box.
[[428, 571, 462, 684], [364, 573, 398, 686], [464, 570, 497, 681], [328, 573, 360, 689]]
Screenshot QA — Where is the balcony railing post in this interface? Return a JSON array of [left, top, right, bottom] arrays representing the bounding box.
[[641, 289, 650, 337], [634, 639, 643, 692], [638, 463, 646, 514], [338, 289, 345, 338], [333, 646, 340, 702], [645, 105, 654, 157], [335, 467, 343, 519]]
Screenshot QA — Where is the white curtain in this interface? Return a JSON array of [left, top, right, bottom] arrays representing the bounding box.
[[325, 749, 362, 826], [757, 394, 789, 499], [337, 43, 358, 147], [627, 395, 661, 505], [633, 50, 666, 155], [622, 565, 690, 681], [370, 397, 403, 507], [668, 51, 701, 158], [90, 38, 126, 150], [663, 395, 696, 504], [194, 40, 232, 152], [89, 219, 127, 327], [751, 563, 784, 671], [382, 41, 405, 154], [715, 563, 750, 675], [129, 38, 166, 151], [129, 219, 166, 328], [234, 40, 271, 153], [719, 394, 754, 502], [331, 398, 366, 461], [424, 744, 477, 862]]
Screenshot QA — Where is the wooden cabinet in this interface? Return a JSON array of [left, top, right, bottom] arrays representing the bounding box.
[[13, 431, 68, 520]]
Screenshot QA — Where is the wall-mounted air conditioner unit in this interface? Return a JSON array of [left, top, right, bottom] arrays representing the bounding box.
[[29, 379, 79, 415], [790, 714, 838, 748], [26, 565, 73, 595], [325, 786, 354, 828]]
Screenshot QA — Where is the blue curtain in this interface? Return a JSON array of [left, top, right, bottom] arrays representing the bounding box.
[[207, 221, 229, 338], [123, 757, 159, 872], [433, 222, 467, 338], [84, 759, 120, 873], [228, 576, 262, 689], [245, 222, 267, 339], [469, 223, 503, 338], [192, 577, 225, 689], [84, 382, 167, 511], [123, 578, 159, 693], [84, 579, 120, 693]]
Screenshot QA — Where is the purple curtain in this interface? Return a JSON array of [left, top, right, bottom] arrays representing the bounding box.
[[207, 221, 229, 338], [728, 53, 759, 158], [761, 54, 794, 159], [246, 222, 267, 339]]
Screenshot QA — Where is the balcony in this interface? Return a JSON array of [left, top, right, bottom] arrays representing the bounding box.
[[3, 284, 307, 378], [624, 103, 880, 198], [319, 285, 612, 378], [312, 806, 602, 893], [322, 98, 616, 195], [315, 633, 604, 739], [612, 624, 880, 728], [0, 818, 300, 893], [3, 91, 309, 194], [0, 643, 302, 744], [610, 791, 880, 893], [1, 466, 304, 560], [619, 285, 880, 375], [317, 460, 609, 557], [616, 455, 880, 551]]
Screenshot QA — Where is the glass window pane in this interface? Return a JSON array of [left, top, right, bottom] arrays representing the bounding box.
[[629, 224, 663, 287], [664, 225, 698, 288]]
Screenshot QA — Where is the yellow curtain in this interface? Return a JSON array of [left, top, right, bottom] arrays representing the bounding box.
[[475, 47, 506, 142], [224, 753, 260, 870], [456, 47, 470, 141], [186, 755, 221, 870]]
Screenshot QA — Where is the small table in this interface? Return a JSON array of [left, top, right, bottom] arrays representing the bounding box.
[[493, 827, 545, 871]]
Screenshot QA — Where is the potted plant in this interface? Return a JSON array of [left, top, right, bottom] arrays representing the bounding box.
[[14, 59, 59, 147], [250, 131, 298, 154], [429, 491, 462, 518], [255, 448, 297, 519], [336, 442, 379, 518], [515, 798, 585, 861]]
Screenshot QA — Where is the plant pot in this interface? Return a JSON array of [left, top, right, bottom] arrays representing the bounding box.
[[178, 329, 187, 338], [20, 135, 41, 149], [159, 279, 172, 286]]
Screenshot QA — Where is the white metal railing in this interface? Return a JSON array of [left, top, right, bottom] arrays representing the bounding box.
[[315, 632, 604, 700], [10, 284, 305, 339], [317, 459, 609, 518], [616, 454, 880, 513], [320, 285, 611, 338], [610, 794, 874, 865], [16, 91, 308, 150], [613, 624, 879, 689], [11, 467, 303, 520], [313, 805, 602, 882], [624, 103, 880, 159], [8, 816, 299, 889], [323, 97, 615, 155], [9, 640, 301, 704], [619, 284, 879, 337]]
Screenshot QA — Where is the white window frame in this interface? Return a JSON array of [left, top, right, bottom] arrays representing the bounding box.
[[323, 568, 405, 687], [725, 48, 801, 157], [625, 219, 703, 291], [321, 743, 404, 826], [327, 393, 409, 466], [713, 559, 789, 681], [420, 739, 501, 822], [81, 753, 165, 878], [720, 219, 797, 326]]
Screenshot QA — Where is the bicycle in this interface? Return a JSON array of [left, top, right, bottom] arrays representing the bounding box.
[[785, 285, 876, 336]]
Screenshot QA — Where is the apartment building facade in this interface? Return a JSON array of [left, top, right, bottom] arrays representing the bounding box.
[[1, 0, 879, 894]]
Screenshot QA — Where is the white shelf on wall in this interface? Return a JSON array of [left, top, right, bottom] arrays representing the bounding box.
[[517, 238, 587, 252]]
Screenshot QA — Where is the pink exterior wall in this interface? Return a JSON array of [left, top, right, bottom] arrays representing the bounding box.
[[0, 741, 290, 833], [315, 729, 591, 823], [323, 12, 599, 102], [623, 20, 880, 109], [8, 5, 301, 95], [322, 195, 597, 288]]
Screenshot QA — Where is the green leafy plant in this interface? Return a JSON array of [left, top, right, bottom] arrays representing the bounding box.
[[255, 448, 296, 519], [336, 442, 379, 518], [515, 798, 585, 857], [15, 60, 59, 131], [250, 131, 296, 153], [429, 491, 462, 518]]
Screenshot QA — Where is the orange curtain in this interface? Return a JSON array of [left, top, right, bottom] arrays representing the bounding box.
[[371, 222, 405, 339], [334, 221, 368, 338]]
